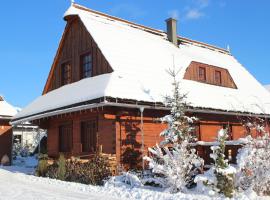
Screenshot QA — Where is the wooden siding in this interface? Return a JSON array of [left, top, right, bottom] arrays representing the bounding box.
[[44, 17, 113, 94], [184, 61, 237, 89], [0, 121, 12, 163], [37, 107, 269, 170], [46, 110, 116, 158]]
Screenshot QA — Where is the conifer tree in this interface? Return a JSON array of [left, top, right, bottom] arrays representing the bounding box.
[[145, 69, 203, 192], [210, 129, 235, 198]]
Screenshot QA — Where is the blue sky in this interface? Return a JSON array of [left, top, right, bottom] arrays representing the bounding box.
[[0, 0, 269, 108]]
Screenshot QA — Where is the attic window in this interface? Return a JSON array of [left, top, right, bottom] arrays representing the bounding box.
[[215, 70, 222, 85], [61, 62, 72, 86], [198, 67, 206, 81], [81, 53, 92, 79]]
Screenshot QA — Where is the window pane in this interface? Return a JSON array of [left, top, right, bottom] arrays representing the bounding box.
[[215, 71, 222, 85], [81, 120, 97, 153], [199, 67, 206, 81], [81, 54, 92, 79]]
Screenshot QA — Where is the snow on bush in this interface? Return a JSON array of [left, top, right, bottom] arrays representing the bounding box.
[[145, 142, 203, 193], [144, 69, 203, 193], [105, 171, 143, 188], [195, 129, 236, 198], [236, 123, 270, 196]]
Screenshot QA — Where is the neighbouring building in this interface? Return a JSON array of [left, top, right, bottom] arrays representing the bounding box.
[[13, 122, 47, 154], [12, 3, 270, 170], [0, 96, 18, 163]]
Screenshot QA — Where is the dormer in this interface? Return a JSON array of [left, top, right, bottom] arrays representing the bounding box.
[[184, 61, 237, 89]]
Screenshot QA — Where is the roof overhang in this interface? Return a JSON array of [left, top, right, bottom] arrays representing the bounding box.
[[11, 97, 270, 126], [0, 115, 13, 120]]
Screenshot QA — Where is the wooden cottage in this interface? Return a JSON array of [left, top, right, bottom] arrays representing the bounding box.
[[12, 3, 270, 170], [0, 96, 18, 164]]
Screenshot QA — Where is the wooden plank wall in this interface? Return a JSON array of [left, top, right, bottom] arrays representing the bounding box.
[[46, 17, 113, 93], [46, 110, 116, 158], [0, 121, 12, 163], [184, 61, 237, 89]]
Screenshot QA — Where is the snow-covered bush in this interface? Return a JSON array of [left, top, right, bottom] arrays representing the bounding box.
[[145, 142, 203, 192], [236, 128, 270, 196], [13, 142, 31, 158], [44, 153, 111, 185], [106, 172, 143, 188], [195, 129, 236, 198], [144, 69, 203, 193]]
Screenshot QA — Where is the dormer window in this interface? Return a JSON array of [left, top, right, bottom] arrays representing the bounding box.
[[215, 70, 222, 85], [199, 67, 206, 81], [61, 62, 72, 86], [183, 61, 237, 89], [81, 53, 92, 79]]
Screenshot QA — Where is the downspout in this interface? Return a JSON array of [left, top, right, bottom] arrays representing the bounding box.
[[139, 107, 145, 171]]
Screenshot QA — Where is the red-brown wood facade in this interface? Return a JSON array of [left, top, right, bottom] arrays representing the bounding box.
[[43, 17, 113, 94], [0, 119, 12, 163], [33, 14, 270, 171]]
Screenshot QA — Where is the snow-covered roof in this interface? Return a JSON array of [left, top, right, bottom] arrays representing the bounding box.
[[0, 97, 18, 119], [13, 4, 270, 122], [265, 85, 270, 92]]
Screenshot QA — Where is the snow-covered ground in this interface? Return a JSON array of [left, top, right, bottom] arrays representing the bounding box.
[[0, 157, 268, 200]]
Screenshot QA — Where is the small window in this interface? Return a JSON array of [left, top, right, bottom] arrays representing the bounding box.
[[81, 120, 97, 153], [61, 62, 71, 86], [198, 67, 206, 81], [81, 53, 92, 79], [59, 123, 73, 152], [215, 70, 222, 85]]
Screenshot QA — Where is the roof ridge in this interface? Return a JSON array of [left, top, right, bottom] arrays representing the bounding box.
[[72, 3, 165, 37], [70, 3, 229, 54]]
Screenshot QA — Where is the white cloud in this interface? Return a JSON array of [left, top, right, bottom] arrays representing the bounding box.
[[196, 0, 210, 8], [182, 0, 209, 21], [185, 9, 205, 20]]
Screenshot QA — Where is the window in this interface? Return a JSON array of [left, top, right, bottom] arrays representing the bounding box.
[[81, 53, 92, 79], [14, 135, 22, 145], [198, 67, 206, 81], [81, 120, 97, 153], [61, 62, 71, 86], [59, 123, 73, 152], [215, 70, 222, 85]]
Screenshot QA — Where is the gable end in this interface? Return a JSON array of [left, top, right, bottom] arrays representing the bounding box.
[[43, 16, 113, 94]]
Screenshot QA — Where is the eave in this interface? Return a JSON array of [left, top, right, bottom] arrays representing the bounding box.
[[11, 96, 270, 126]]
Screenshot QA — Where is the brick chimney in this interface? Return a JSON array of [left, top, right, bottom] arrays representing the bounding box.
[[166, 18, 178, 46]]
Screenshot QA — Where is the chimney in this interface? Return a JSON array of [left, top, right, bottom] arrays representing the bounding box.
[[166, 18, 178, 46]]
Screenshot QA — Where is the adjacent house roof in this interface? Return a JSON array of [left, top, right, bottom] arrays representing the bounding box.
[[12, 3, 270, 124], [0, 96, 18, 119], [265, 85, 270, 92]]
